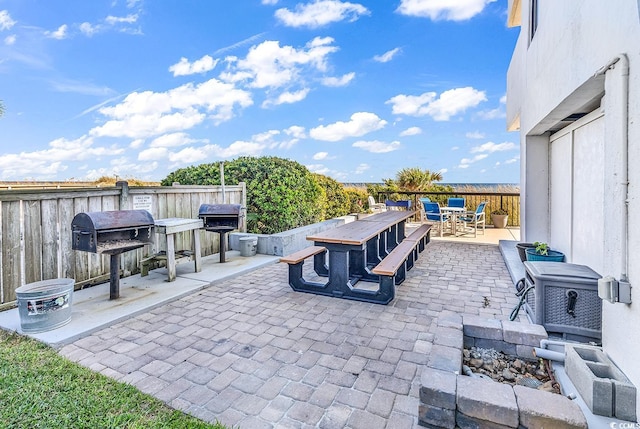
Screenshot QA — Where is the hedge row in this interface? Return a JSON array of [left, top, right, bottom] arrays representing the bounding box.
[[162, 156, 369, 234]]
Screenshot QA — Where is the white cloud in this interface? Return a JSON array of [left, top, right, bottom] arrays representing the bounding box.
[[386, 87, 486, 121], [169, 55, 218, 77], [310, 112, 386, 142], [150, 132, 201, 148], [209, 141, 266, 158], [355, 163, 370, 174], [387, 92, 435, 115], [0, 135, 125, 180], [90, 78, 253, 138], [284, 125, 306, 139], [470, 141, 516, 153], [262, 0, 279, 4], [167, 146, 209, 164], [352, 140, 400, 153], [477, 106, 504, 120], [221, 37, 338, 91], [79, 22, 99, 36], [77, 12, 141, 38], [439, 168, 448, 175], [396, 0, 496, 21], [466, 131, 485, 139], [105, 14, 139, 25], [49, 79, 114, 96], [0, 10, 16, 30], [263, 88, 310, 107], [4, 34, 16, 45], [45, 24, 68, 39], [91, 108, 207, 139], [373, 47, 401, 63], [321, 72, 355, 87], [399, 126, 422, 136], [90, 157, 158, 178], [313, 152, 329, 160], [275, 0, 370, 29], [505, 157, 519, 164], [306, 163, 330, 175], [458, 154, 488, 168], [138, 147, 168, 161]]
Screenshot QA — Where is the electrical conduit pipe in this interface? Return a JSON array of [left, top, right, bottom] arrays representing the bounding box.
[[594, 54, 630, 286]]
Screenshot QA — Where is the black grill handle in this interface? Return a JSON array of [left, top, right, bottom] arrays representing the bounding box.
[[566, 289, 578, 318]]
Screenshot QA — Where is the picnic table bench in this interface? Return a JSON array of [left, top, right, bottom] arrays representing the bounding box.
[[371, 224, 431, 288], [280, 212, 431, 304]]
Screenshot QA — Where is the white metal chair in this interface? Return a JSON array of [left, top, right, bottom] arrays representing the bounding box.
[[423, 202, 451, 237], [367, 196, 386, 213], [458, 201, 488, 237]]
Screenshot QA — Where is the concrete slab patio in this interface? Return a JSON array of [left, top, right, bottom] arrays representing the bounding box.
[[52, 237, 523, 428]]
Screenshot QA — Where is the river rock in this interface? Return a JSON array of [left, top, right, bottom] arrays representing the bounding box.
[[468, 358, 482, 368], [502, 369, 515, 381]]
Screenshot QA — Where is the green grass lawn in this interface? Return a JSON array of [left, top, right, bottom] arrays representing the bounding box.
[[0, 330, 227, 428]]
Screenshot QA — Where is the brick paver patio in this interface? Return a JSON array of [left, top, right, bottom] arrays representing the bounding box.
[[59, 240, 521, 428]]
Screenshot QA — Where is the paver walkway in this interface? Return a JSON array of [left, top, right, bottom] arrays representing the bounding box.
[[59, 240, 522, 428]]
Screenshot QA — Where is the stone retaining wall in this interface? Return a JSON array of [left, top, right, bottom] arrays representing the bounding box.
[[419, 312, 588, 428]]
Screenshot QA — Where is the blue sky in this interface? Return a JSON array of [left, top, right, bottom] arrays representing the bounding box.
[[0, 0, 520, 183]]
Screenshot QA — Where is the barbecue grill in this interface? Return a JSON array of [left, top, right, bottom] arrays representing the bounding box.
[[72, 210, 155, 299], [198, 204, 242, 263]]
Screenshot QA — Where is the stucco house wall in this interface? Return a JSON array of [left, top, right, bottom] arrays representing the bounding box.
[[507, 0, 640, 418]]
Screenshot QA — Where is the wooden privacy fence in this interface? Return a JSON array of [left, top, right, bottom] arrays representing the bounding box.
[[0, 181, 246, 306]]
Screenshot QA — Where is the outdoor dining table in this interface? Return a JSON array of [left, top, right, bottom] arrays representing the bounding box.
[[304, 210, 415, 301], [359, 210, 413, 260], [441, 206, 465, 236]]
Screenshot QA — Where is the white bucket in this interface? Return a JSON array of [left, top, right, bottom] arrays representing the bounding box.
[[15, 278, 74, 333], [239, 236, 258, 257]]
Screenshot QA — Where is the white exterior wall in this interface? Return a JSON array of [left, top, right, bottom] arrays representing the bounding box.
[[507, 0, 640, 418]]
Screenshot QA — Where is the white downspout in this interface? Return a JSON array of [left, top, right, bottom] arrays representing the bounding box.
[[595, 54, 630, 284]]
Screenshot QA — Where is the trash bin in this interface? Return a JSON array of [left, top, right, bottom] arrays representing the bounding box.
[[15, 278, 74, 333], [523, 262, 601, 341], [239, 236, 258, 257]]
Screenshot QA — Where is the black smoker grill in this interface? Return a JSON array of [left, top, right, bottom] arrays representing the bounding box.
[[72, 210, 155, 299], [198, 204, 242, 263]]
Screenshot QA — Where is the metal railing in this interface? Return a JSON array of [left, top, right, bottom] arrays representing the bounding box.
[[377, 190, 520, 227]]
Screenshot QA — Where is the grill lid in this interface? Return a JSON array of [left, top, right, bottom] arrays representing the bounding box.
[[198, 204, 242, 217], [72, 210, 155, 232]]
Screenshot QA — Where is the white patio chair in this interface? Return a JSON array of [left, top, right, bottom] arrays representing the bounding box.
[[367, 196, 386, 213]]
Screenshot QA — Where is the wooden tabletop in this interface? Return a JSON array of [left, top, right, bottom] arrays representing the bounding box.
[[306, 211, 415, 246], [358, 210, 416, 223], [155, 218, 204, 235]]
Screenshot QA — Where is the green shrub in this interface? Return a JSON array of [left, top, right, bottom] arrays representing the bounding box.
[[313, 173, 351, 219], [162, 156, 322, 234], [344, 186, 369, 213]]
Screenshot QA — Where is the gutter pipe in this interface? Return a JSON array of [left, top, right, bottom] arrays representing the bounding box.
[[594, 54, 630, 284]]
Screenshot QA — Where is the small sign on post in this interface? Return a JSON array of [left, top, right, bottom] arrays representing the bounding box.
[[133, 195, 153, 212]]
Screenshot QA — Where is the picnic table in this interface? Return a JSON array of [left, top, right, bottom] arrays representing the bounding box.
[[287, 211, 416, 303]]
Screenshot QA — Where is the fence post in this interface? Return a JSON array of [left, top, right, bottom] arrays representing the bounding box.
[[116, 181, 130, 209]]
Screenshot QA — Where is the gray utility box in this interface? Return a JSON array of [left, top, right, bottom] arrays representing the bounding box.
[[524, 262, 602, 342]]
